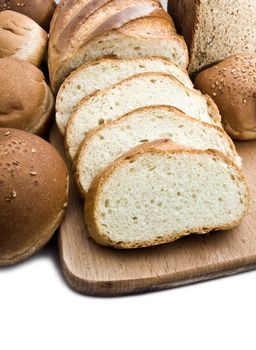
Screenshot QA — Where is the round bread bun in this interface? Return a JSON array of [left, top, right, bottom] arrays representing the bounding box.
[[0, 128, 69, 266], [0, 0, 56, 31], [0, 58, 54, 136], [0, 10, 48, 67], [194, 53, 256, 141]]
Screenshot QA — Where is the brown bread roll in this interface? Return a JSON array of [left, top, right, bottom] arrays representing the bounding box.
[[0, 0, 56, 31], [0, 58, 54, 135], [194, 54, 256, 140], [0, 10, 48, 67], [0, 128, 69, 266]]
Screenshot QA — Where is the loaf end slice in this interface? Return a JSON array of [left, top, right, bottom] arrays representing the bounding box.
[[85, 139, 249, 249]]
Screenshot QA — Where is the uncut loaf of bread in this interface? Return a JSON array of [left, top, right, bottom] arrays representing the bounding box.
[[66, 72, 221, 158], [85, 139, 249, 249], [0, 10, 48, 67], [75, 105, 240, 197], [56, 56, 193, 134], [49, 0, 189, 92], [0, 58, 54, 135], [168, 0, 256, 75]]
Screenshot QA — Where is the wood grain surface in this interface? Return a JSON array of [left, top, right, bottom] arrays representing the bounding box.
[[50, 124, 256, 297]]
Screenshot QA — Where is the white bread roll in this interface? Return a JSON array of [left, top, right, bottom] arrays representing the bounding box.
[[0, 58, 54, 136], [0, 128, 69, 266], [0, 0, 56, 31], [0, 10, 48, 67]]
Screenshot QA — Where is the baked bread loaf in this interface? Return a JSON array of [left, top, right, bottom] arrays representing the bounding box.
[[0, 10, 48, 67], [65, 72, 221, 155], [75, 105, 240, 196], [0, 128, 69, 266], [0, 58, 54, 135], [0, 0, 56, 31], [194, 54, 256, 141], [56, 56, 193, 134], [85, 139, 249, 249], [168, 0, 256, 75], [49, 0, 189, 92]]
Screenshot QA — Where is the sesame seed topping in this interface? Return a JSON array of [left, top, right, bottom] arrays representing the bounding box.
[[4, 131, 10, 136], [12, 190, 17, 198], [213, 92, 217, 96], [31, 148, 37, 153], [30, 171, 37, 176]]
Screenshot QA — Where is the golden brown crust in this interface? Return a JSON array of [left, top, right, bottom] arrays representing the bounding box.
[[0, 0, 56, 30], [0, 10, 48, 67], [84, 140, 249, 249], [49, 1, 188, 92], [0, 58, 54, 136], [194, 53, 256, 140], [0, 128, 69, 265]]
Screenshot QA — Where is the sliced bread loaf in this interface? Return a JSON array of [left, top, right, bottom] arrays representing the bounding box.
[[75, 105, 240, 196], [168, 0, 256, 75], [56, 57, 193, 134], [49, 4, 188, 92], [85, 139, 249, 249], [66, 72, 221, 157]]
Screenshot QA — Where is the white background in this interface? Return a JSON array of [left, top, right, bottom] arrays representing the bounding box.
[[1, 1, 256, 349]]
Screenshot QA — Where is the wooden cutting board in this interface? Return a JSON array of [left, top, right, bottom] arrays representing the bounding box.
[[50, 125, 256, 296]]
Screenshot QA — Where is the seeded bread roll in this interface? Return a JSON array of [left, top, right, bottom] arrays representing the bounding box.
[[194, 54, 256, 140], [0, 10, 48, 67], [0, 0, 56, 31], [0, 58, 54, 135], [0, 128, 69, 266]]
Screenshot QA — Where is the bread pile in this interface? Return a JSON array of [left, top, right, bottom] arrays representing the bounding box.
[[50, 0, 249, 248], [168, 0, 256, 75]]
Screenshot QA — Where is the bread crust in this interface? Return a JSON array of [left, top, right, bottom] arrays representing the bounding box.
[[0, 58, 54, 136], [0, 128, 69, 265], [195, 53, 256, 140], [0, 10, 48, 67], [0, 0, 56, 30], [85, 139, 249, 249], [49, 2, 188, 92]]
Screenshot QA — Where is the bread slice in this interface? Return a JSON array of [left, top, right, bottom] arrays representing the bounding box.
[[56, 57, 193, 134], [75, 105, 240, 196], [66, 72, 221, 156], [49, 4, 189, 92], [168, 0, 256, 75], [85, 139, 249, 249]]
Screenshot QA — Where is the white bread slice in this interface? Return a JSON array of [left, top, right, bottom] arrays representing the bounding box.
[[75, 105, 240, 196], [49, 5, 189, 92], [66, 72, 221, 156], [85, 139, 249, 249], [56, 57, 193, 134]]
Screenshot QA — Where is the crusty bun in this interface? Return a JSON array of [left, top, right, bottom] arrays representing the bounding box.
[[194, 54, 256, 141], [0, 128, 69, 266], [0, 0, 56, 31], [0, 10, 48, 67], [0, 58, 54, 135]]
